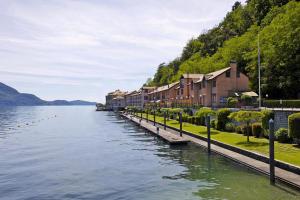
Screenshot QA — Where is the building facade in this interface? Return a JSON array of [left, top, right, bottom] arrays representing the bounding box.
[[148, 82, 179, 107], [105, 61, 250, 109], [194, 61, 249, 107], [111, 96, 126, 111], [105, 89, 127, 110], [146, 61, 249, 108]]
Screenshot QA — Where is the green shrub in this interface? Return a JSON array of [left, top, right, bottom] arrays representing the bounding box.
[[241, 94, 252, 106], [227, 97, 238, 108], [252, 123, 262, 138], [263, 129, 269, 139], [225, 122, 235, 132], [210, 119, 216, 129], [261, 110, 274, 130], [194, 116, 201, 125], [182, 113, 189, 122], [242, 125, 252, 136], [195, 107, 215, 117], [288, 113, 300, 142], [183, 108, 193, 116], [187, 116, 194, 124], [192, 116, 196, 124], [235, 126, 243, 134], [216, 108, 231, 131], [275, 128, 290, 143], [264, 100, 300, 108]]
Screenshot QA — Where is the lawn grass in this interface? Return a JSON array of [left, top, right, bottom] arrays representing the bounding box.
[[139, 113, 300, 167]]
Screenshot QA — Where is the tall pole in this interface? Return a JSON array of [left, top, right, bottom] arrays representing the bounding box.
[[179, 112, 183, 137], [164, 111, 166, 130], [154, 110, 156, 126], [258, 33, 261, 108], [146, 110, 148, 122], [206, 115, 211, 154], [269, 119, 275, 184]]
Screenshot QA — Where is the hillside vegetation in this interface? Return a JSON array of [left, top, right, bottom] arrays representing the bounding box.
[[147, 0, 300, 99]]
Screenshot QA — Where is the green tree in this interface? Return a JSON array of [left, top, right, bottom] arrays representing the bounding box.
[[227, 97, 238, 107], [229, 111, 263, 142]]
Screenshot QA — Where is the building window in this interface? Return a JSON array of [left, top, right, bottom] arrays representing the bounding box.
[[226, 70, 231, 78], [180, 78, 184, 89], [144, 96, 148, 100], [177, 90, 179, 95], [212, 94, 216, 103], [199, 83, 202, 89], [191, 81, 193, 90], [181, 88, 183, 95], [237, 69, 240, 78], [203, 80, 206, 88], [212, 80, 216, 87]]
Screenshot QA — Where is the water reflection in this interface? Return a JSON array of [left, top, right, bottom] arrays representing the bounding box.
[[119, 114, 300, 200], [0, 107, 299, 200]]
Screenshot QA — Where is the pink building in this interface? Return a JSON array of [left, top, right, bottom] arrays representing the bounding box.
[[194, 61, 249, 107]]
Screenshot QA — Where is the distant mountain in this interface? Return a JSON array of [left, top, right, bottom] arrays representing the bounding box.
[[0, 82, 96, 106]]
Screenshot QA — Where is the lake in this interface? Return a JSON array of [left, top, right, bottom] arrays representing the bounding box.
[[0, 106, 299, 200]]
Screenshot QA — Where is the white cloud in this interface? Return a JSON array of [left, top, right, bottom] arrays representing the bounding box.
[[0, 0, 245, 102]]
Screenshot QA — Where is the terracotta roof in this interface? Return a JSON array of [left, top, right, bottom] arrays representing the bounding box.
[[206, 67, 231, 80], [142, 86, 156, 90], [182, 74, 204, 79], [149, 82, 179, 94], [107, 89, 127, 97]]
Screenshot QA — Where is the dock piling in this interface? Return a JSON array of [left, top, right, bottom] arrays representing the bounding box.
[[163, 112, 166, 130], [269, 119, 275, 184], [179, 112, 182, 137], [154, 111, 156, 126], [206, 115, 211, 154], [146, 111, 148, 122]]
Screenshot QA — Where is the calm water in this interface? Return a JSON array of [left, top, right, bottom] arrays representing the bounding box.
[[0, 106, 299, 200]]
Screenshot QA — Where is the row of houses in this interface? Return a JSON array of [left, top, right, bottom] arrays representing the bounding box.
[[105, 61, 253, 110]]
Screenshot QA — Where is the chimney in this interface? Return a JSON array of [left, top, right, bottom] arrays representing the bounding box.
[[230, 60, 238, 91], [230, 60, 237, 71]]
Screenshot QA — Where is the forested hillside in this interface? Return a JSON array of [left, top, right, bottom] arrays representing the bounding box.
[[147, 0, 300, 99]]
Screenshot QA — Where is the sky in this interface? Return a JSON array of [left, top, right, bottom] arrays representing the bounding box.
[[0, 0, 245, 103]]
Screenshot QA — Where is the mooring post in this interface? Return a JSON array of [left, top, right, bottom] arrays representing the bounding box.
[[146, 110, 149, 122], [206, 115, 211, 154], [163, 111, 166, 130], [154, 110, 156, 126], [179, 112, 182, 137], [269, 119, 275, 184], [157, 126, 159, 135]]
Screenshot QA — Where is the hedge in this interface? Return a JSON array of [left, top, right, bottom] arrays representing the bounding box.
[[252, 123, 262, 138], [225, 122, 235, 132], [210, 119, 216, 129], [275, 128, 290, 143], [227, 97, 238, 108], [216, 108, 231, 131], [261, 110, 274, 130], [288, 113, 300, 141], [264, 100, 300, 108]]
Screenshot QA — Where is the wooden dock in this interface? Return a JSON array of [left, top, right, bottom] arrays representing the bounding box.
[[123, 114, 189, 145]]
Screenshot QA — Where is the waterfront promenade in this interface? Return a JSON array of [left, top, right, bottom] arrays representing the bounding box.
[[123, 113, 300, 190]]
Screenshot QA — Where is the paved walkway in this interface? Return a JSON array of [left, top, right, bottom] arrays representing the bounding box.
[[128, 115, 189, 144], [124, 114, 300, 190]]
